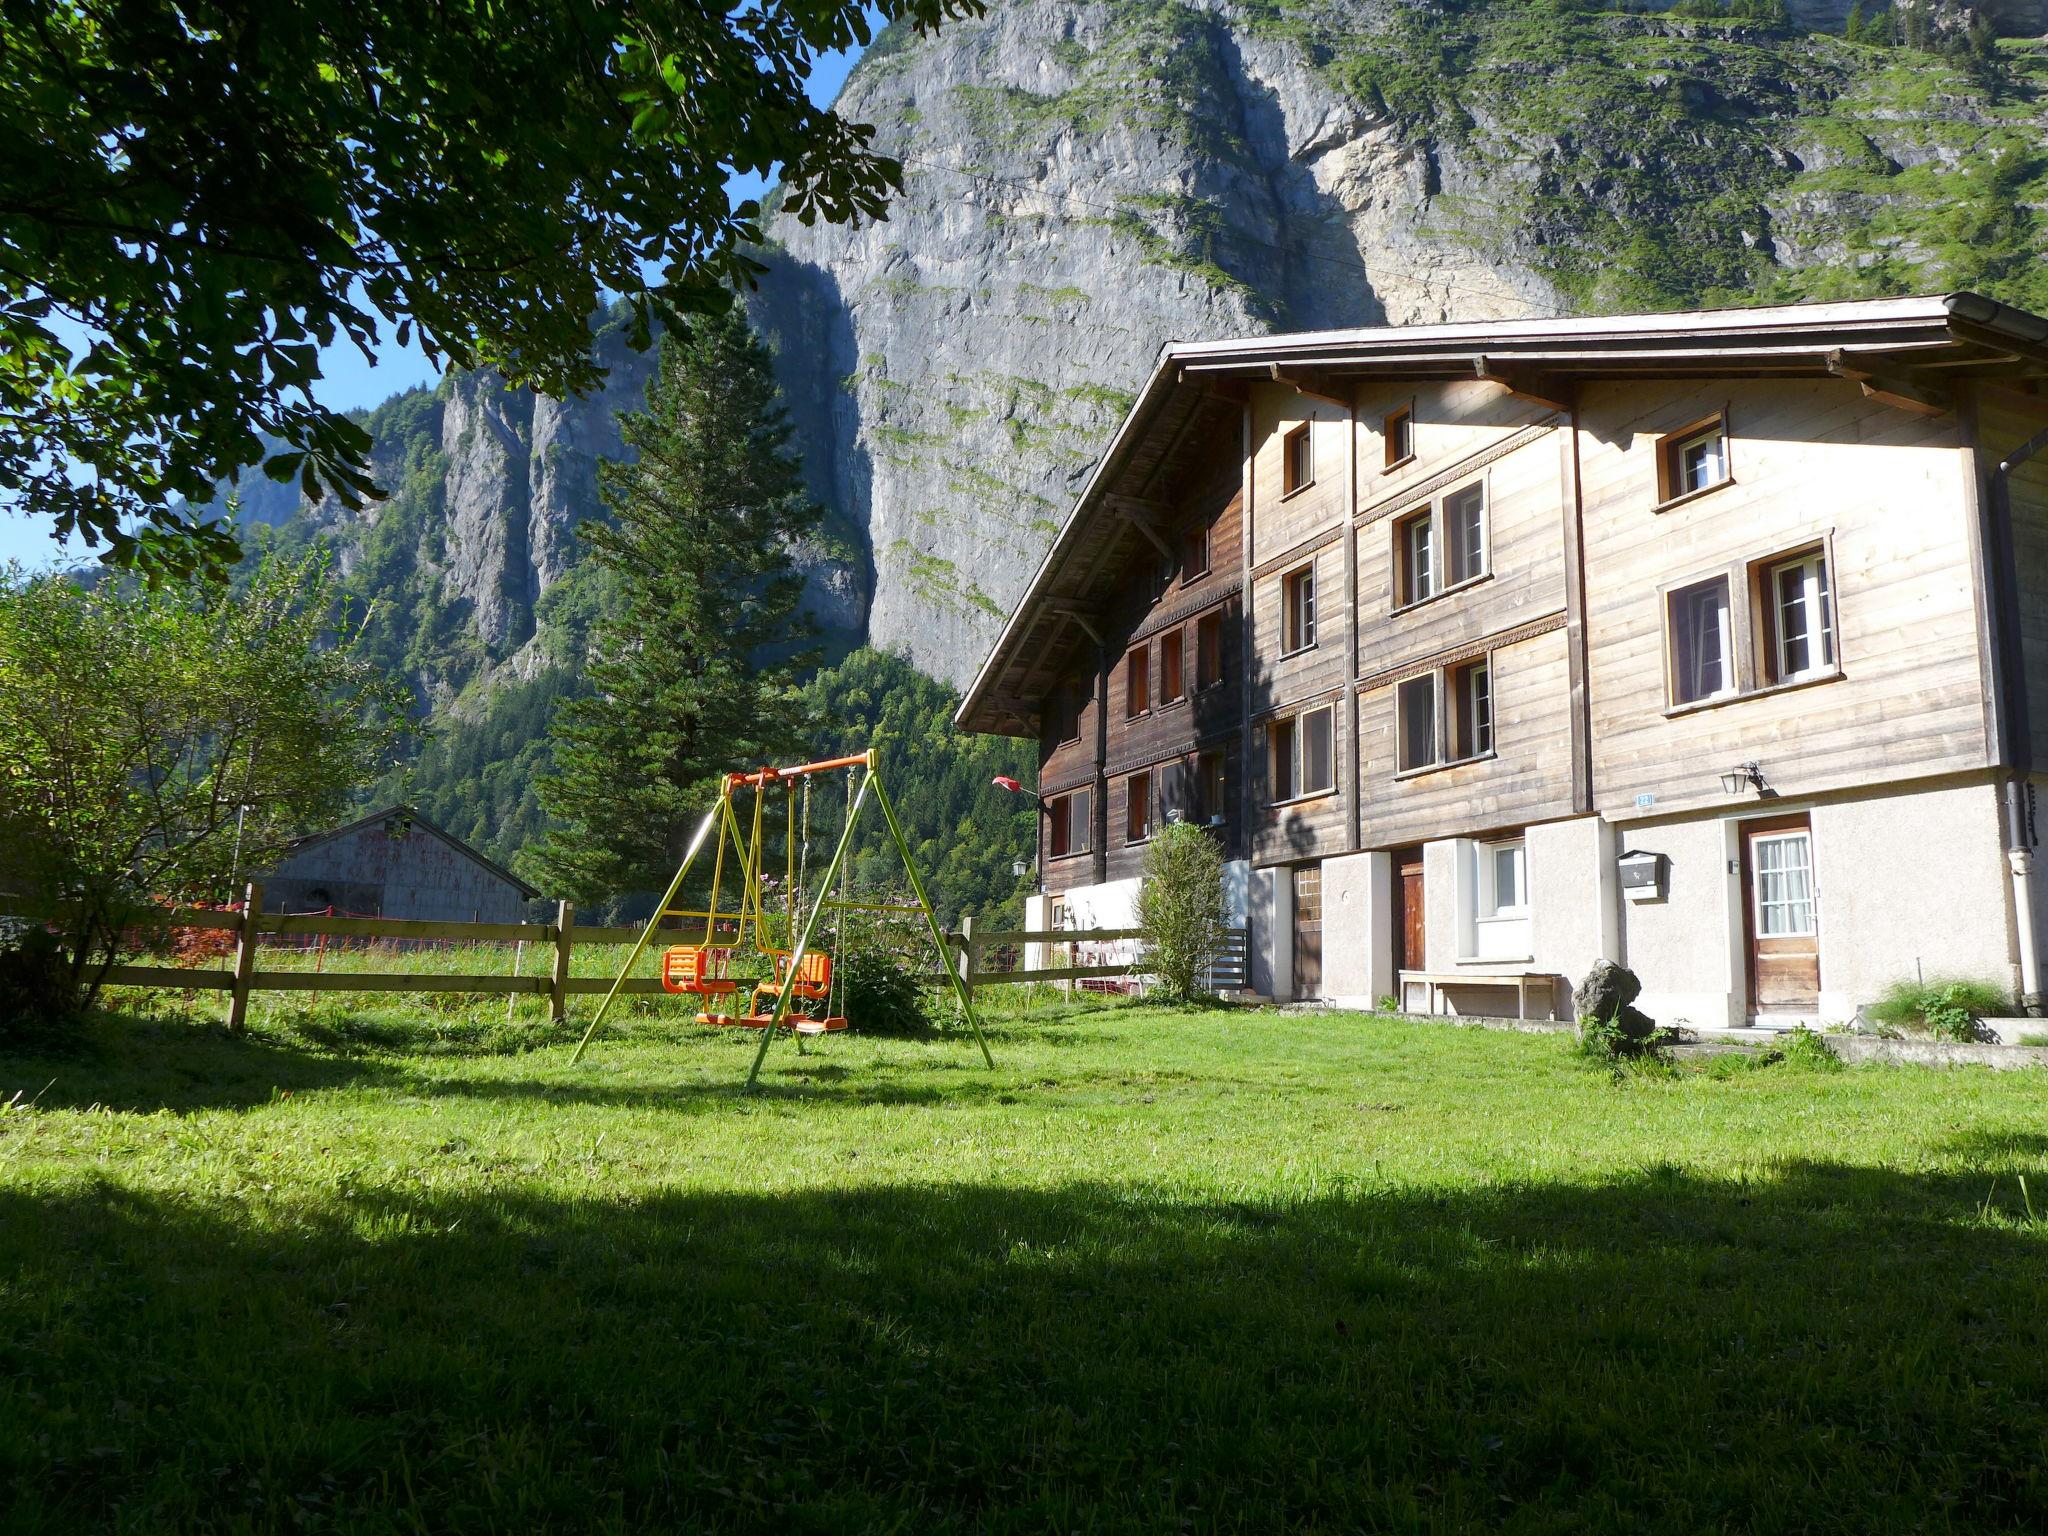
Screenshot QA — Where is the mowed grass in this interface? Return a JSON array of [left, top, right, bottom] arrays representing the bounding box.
[[5, 997, 2048, 1533]]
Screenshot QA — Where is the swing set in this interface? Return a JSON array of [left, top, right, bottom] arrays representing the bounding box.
[[570, 748, 992, 1088]]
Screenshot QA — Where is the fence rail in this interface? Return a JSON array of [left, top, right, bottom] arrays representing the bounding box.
[[944, 918, 1250, 997], [23, 885, 1253, 1028]]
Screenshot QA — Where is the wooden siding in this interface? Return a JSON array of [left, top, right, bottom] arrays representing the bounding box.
[[1249, 384, 1349, 565], [1036, 469, 1247, 881], [1354, 424, 1568, 682], [1977, 385, 2048, 768], [1578, 376, 1986, 821], [1352, 377, 1561, 512], [1355, 626, 1576, 848]]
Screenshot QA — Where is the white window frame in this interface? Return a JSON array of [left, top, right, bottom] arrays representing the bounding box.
[[1766, 548, 1835, 684], [1668, 575, 1735, 706], [1479, 839, 1528, 920], [1657, 412, 1733, 506], [1752, 829, 1818, 938], [1281, 564, 1317, 655], [1444, 484, 1487, 586], [1396, 655, 1495, 775], [1452, 657, 1492, 761], [1393, 477, 1487, 610]]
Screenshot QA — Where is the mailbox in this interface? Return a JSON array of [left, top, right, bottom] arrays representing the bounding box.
[[1617, 850, 1667, 902]]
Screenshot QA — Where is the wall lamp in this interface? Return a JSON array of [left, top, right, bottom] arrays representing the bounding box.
[[1718, 761, 1768, 797]]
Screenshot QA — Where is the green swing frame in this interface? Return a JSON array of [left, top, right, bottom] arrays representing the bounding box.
[[569, 748, 993, 1089]]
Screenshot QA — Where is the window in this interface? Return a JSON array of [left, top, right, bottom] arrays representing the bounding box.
[[1182, 524, 1211, 582], [1462, 835, 1532, 961], [1445, 485, 1486, 585], [1761, 548, 1834, 684], [1659, 418, 1729, 502], [1450, 657, 1492, 760], [1479, 839, 1527, 919], [1054, 691, 1082, 746], [1198, 750, 1227, 825], [1669, 576, 1734, 705], [1753, 829, 1816, 937], [1282, 565, 1316, 653], [1125, 646, 1150, 717], [1396, 674, 1438, 772], [1048, 789, 1091, 857], [1149, 553, 1173, 602], [1269, 704, 1335, 802], [1195, 610, 1223, 690], [1282, 423, 1313, 495], [1125, 771, 1152, 844], [1159, 627, 1185, 704], [1384, 405, 1413, 469], [1394, 482, 1486, 608], [1397, 510, 1434, 606]]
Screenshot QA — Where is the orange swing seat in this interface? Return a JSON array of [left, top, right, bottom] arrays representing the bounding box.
[[663, 945, 738, 996]]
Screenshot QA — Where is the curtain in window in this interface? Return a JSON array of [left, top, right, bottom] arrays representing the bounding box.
[[1755, 833, 1815, 936], [1303, 709, 1334, 794]]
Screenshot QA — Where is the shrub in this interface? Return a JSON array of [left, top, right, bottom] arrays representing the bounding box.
[[0, 927, 74, 1040], [1135, 822, 1229, 1005], [1575, 1011, 1663, 1065], [1867, 976, 2007, 1042], [827, 908, 934, 1037], [1775, 1025, 1845, 1073]]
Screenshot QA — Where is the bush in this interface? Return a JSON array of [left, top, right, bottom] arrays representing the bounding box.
[[1575, 1011, 1663, 1065], [1776, 1025, 1845, 1072], [0, 927, 75, 1041], [828, 908, 935, 1037], [1135, 822, 1229, 1005], [1867, 976, 2007, 1042]]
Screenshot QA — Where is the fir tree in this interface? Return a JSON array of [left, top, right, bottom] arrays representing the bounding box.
[[520, 298, 821, 906]]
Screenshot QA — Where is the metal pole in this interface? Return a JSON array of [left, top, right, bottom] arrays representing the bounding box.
[[745, 772, 875, 1090], [569, 796, 725, 1065], [870, 773, 995, 1070]]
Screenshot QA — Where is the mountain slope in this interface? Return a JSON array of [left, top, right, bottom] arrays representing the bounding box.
[[226, 0, 2048, 867], [751, 0, 2048, 685]]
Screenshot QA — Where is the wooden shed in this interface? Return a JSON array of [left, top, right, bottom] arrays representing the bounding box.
[[258, 806, 539, 924]]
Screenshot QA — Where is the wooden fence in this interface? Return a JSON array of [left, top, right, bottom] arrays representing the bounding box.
[[60, 882, 1251, 1029], [946, 918, 1251, 1000]]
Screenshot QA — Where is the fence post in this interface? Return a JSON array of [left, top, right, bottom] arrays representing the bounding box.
[[550, 900, 573, 1024], [958, 914, 977, 1009], [227, 880, 263, 1034]]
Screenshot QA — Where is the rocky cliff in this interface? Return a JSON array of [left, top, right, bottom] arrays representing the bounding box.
[[223, 0, 2048, 853], [748, 0, 2048, 684]]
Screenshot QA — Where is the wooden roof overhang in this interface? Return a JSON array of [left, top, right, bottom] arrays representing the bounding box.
[[955, 292, 2048, 738]]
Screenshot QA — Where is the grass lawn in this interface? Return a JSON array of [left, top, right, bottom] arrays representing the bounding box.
[[5, 996, 2048, 1532]]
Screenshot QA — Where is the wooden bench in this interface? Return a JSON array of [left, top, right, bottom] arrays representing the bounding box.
[[1399, 970, 1561, 1022]]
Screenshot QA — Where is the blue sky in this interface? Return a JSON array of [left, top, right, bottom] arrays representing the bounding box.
[[0, 26, 872, 570]]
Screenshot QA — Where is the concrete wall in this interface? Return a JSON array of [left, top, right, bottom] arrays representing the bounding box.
[[1616, 814, 1744, 1029], [1528, 816, 1618, 1013], [1249, 865, 1291, 1000], [1810, 779, 2015, 1019], [1322, 850, 1392, 1007], [264, 820, 530, 925]]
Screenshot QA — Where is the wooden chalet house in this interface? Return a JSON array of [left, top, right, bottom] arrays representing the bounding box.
[[957, 295, 2048, 1026]]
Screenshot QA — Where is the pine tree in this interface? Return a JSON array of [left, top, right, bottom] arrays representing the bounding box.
[[520, 298, 821, 907]]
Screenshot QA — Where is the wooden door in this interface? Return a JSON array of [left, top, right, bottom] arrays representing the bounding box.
[[1393, 849, 1425, 974], [1741, 814, 1820, 1013], [1292, 864, 1323, 1000]]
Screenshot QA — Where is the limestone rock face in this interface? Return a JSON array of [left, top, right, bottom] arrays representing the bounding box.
[[747, 0, 1557, 686]]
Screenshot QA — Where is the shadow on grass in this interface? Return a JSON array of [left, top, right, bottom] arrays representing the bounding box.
[[5, 1162, 2048, 1532], [0, 1019, 405, 1113]]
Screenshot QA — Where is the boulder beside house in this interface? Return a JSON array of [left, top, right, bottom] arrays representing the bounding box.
[[255, 806, 539, 925]]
